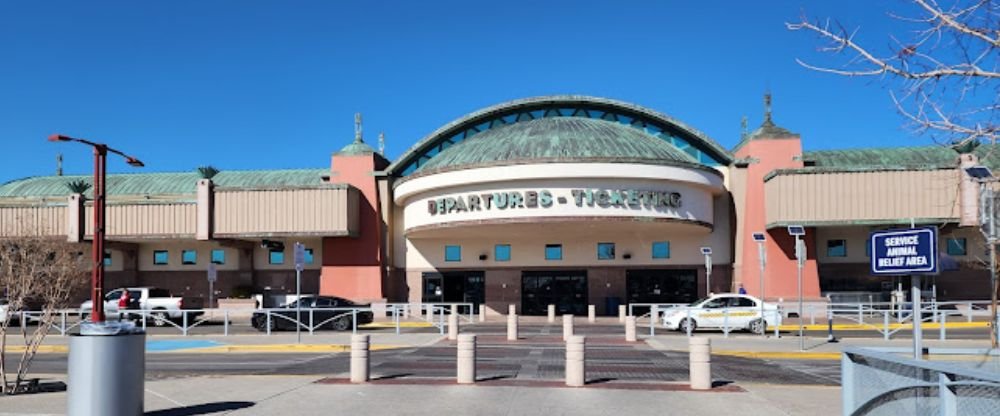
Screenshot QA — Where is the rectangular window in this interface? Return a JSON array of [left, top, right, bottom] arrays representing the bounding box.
[[652, 241, 670, 259], [304, 248, 315, 264], [103, 251, 112, 266], [597, 242, 615, 260], [495, 244, 511, 262], [827, 240, 847, 257], [182, 250, 197, 265], [947, 238, 967, 256], [153, 250, 169, 265], [865, 240, 871, 258], [269, 249, 285, 265], [211, 249, 226, 265], [444, 245, 461, 262], [544, 244, 562, 261]]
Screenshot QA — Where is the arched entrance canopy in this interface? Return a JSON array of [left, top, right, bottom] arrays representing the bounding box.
[[387, 95, 734, 177]]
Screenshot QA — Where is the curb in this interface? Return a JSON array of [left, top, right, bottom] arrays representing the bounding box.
[[774, 322, 989, 331]]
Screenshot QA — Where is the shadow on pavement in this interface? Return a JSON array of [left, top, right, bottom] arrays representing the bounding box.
[[145, 401, 254, 416]]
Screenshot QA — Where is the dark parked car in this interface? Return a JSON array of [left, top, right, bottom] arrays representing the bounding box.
[[251, 296, 373, 332]]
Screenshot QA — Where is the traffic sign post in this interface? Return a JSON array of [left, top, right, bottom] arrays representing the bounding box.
[[752, 232, 767, 339], [207, 264, 217, 309], [293, 242, 305, 344], [870, 226, 939, 360], [787, 225, 806, 351], [700, 247, 712, 295]]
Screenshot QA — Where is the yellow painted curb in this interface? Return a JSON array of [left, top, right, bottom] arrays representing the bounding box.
[[5, 345, 68, 353], [169, 344, 406, 353], [774, 322, 990, 331], [360, 322, 434, 328], [713, 350, 841, 360]]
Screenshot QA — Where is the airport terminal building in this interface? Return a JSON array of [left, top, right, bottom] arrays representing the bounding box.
[[0, 95, 994, 314]]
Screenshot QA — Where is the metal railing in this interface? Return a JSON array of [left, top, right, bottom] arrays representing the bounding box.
[[634, 304, 783, 338], [842, 347, 1000, 416]]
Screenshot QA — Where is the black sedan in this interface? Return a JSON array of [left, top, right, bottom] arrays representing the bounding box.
[[251, 296, 374, 331]]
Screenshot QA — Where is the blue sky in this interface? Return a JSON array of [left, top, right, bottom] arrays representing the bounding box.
[[0, 1, 921, 182]]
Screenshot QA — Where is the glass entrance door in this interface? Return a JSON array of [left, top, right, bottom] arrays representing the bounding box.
[[626, 269, 697, 306], [422, 271, 485, 314], [521, 271, 587, 316]]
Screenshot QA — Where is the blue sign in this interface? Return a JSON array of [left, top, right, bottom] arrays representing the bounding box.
[[870, 227, 939, 275]]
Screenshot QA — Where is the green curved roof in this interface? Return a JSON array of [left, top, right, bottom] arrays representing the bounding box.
[[0, 168, 330, 199], [802, 145, 1000, 170], [411, 117, 708, 176]]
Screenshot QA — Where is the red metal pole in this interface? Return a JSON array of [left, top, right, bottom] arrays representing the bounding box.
[[90, 146, 108, 323]]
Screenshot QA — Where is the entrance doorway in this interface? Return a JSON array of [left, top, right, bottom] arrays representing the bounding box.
[[422, 271, 485, 314], [521, 271, 588, 316], [626, 269, 697, 311]]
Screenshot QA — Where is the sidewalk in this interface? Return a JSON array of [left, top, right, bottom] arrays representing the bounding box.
[[0, 374, 840, 416]]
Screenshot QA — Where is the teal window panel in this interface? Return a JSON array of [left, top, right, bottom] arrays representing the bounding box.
[[103, 251, 112, 266], [597, 242, 615, 260], [211, 249, 226, 265], [269, 249, 285, 265], [495, 244, 511, 262], [153, 250, 169, 265], [652, 241, 670, 259], [946, 238, 967, 256], [545, 244, 562, 261], [182, 250, 197, 265], [445, 245, 461, 262], [827, 240, 847, 257]]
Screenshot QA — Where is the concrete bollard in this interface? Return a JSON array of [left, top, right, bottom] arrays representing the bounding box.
[[478, 304, 486, 322], [689, 337, 712, 390], [450, 304, 458, 315], [565, 335, 586, 387], [508, 304, 516, 316], [563, 314, 574, 341], [618, 305, 627, 323], [547, 304, 555, 323], [507, 314, 518, 341], [588, 305, 596, 323], [350, 334, 370, 383], [457, 334, 476, 384], [448, 313, 459, 340], [625, 316, 637, 342]]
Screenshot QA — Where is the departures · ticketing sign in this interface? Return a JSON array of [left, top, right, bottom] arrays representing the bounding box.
[[870, 227, 939, 275]]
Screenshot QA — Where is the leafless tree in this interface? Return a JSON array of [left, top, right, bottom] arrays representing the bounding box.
[[788, 0, 998, 147], [0, 232, 87, 394]]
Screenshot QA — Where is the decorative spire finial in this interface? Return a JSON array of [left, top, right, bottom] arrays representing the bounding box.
[[378, 132, 385, 155], [740, 116, 748, 140], [763, 92, 773, 124], [354, 112, 363, 143], [56, 153, 63, 176]]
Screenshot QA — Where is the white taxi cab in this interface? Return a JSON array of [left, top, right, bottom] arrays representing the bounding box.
[[661, 293, 781, 334]]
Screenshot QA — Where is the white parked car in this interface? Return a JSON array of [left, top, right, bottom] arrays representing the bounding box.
[[79, 287, 204, 326], [661, 294, 781, 334]]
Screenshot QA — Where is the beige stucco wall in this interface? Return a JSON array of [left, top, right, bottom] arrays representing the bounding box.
[[815, 225, 982, 264], [214, 187, 356, 237], [132, 238, 323, 272], [0, 205, 68, 237], [765, 169, 961, 225], [84, 202, 196, 238]]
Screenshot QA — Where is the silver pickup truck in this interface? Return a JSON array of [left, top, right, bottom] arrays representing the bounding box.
[[79, 287, 204, 326]]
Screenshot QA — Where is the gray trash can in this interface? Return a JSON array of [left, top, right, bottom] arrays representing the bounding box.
[[67, 323, 145, 416]]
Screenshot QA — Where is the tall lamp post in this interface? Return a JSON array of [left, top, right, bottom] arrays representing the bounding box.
[[965, 165, 999, 349], [49, 134, 144, 324], [700, 247, 713, 295], [787, 225, 806, 351], [752, 232, 767, 338]]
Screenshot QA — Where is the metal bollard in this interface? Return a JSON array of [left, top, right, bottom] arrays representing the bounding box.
[[565, 335, 586, 387], [625, 316, 637, 342], [618, 305, 626, 323], [350, 334, 370, 383], [508, 304, 516, 316], [588, 305, 596, 323], [457, 334, 476, 384], [448, 313, 459, 340], [563, 314, 574, 341], [689, 337, 711, 390], [507, 314, 518, 341], [547, 304, 555, 323], [478, 304, 486, 323]]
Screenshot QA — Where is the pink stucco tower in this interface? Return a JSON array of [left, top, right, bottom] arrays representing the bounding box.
[[321, 114, 390, 302], [733, 95, 822, 301]]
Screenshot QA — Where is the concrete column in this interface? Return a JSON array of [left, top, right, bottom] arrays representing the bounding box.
[[959, 153, 980, 226], [448, 313, 459, 340], [625, 316, 637, 342], [508, 304, 516, 316], [562, 314, 574, 341], [350, 334, 370, 383], [478, 304, 486, 323], [565, 335, 586, 387], [196, 178, 214, 241], [507, 314, 518, 341], [66, 193, 84, 243], [689, 337, 712, 390], [588, 305, 596, 323], [618, 305, 627, 323], [456, 334, 476, 384], [547, 304, 555, 323]]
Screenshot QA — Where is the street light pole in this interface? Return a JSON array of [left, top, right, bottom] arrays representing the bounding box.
[[752, 233, 766, 338], [49, 134, 144, 325]]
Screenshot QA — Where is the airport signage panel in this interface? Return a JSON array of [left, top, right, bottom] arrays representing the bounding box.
[[427, 188, 682, 216], [870, 227, 938, 275]]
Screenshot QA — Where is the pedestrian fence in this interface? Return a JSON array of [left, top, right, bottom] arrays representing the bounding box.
[[842, 347, 1000, 416], [384, 303, 475, 335]]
